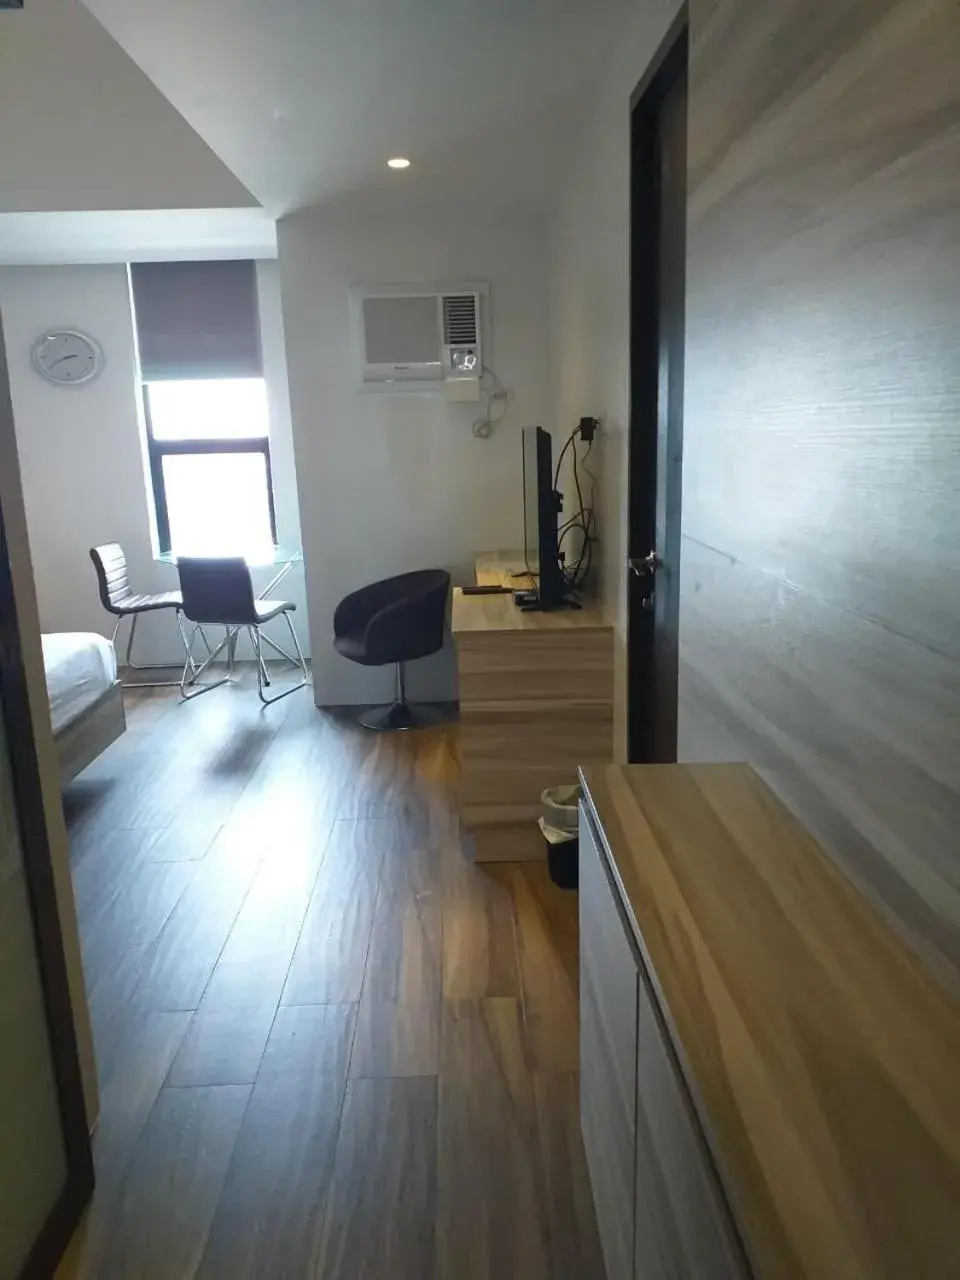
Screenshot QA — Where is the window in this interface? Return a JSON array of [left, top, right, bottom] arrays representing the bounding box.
[[130, 260, 275, 557], [143, 378, 277, 557]]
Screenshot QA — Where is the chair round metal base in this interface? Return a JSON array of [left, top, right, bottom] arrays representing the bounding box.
[[358, 700, 446, 732]]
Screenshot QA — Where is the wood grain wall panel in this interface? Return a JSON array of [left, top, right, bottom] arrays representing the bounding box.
[[686, 0, 960, 654], [682, 0, 960, 971], [679, 545, 960, 979]]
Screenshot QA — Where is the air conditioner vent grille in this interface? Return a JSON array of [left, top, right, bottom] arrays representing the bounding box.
[[443, 294, 479, 346]]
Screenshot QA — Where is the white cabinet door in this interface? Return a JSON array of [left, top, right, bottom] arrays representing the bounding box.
[[580, 802, 639, 1280], [634, 962, 749, 1279]]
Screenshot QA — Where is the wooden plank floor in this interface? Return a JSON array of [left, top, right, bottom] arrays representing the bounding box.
[[56, 681, 604, 1279]]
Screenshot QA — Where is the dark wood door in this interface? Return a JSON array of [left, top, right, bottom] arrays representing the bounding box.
[[627, 26, 688, 763]]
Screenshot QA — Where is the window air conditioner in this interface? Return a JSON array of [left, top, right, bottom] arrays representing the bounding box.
[[350, 284, 485, 398]]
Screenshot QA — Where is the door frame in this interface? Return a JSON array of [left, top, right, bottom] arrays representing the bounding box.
[[0, 509, 94, 1279], [626, 10, 689, 763]]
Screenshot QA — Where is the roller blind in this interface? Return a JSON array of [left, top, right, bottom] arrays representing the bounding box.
[[130, 260, 262, 381]]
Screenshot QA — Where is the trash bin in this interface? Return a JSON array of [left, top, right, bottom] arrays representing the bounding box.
[[540, 784, 580, 890]]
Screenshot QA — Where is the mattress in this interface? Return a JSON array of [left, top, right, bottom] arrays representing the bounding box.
[[42, 633, 118, 735]]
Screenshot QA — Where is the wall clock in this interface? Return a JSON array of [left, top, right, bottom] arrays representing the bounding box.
[[31, 329, 104, 386]]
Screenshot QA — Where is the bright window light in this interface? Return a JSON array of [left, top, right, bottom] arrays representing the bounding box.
[[143, 378, 277, 557], [147, 378, 269, 441], [162, 454, 274, 558]]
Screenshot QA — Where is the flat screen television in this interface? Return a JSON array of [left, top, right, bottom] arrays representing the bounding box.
[[520, 426, 567, 611]]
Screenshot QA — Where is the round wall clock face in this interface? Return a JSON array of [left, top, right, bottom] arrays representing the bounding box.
[[31, 330, 104, 386]]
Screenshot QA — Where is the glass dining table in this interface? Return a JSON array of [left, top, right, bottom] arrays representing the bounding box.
[[157, 544, 303, 592], [157, 544, 304, 670]]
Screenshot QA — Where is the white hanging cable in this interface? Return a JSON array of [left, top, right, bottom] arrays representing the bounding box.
[[472, 365, 509, 439]]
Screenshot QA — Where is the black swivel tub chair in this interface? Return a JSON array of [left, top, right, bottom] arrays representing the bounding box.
[[333, 569, 451, 730]]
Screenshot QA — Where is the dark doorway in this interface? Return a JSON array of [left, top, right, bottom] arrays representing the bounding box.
[[626, 18, 689, 763]]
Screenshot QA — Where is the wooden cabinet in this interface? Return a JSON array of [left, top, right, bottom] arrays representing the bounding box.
[[580, 764, 960, 1279], [452, 552, 613, 862], [579, 800, 747, 1280]]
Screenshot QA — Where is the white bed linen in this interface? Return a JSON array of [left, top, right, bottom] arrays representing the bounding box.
[[41, 633, 118, 734]]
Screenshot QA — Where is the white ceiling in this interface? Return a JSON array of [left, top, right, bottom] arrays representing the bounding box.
[[0, 0, 257, 215], [0, 0, 265, 264], [80, 0, 634, 217]]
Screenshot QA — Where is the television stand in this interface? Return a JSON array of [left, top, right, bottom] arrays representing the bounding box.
[[452, 549, 613, 862]]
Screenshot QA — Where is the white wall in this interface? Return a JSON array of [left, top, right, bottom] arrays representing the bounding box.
[[277, 209, 551, 705], [0, 261, 308, 665], [550, 0, 682, 759]]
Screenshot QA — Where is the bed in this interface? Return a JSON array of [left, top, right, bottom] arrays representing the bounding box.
[[42, 633, 126, 783]]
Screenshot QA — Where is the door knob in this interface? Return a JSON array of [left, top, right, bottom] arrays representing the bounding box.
[[627, 552, 663, 578]]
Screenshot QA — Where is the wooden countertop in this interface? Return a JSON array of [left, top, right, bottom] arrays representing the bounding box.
[[452, 589, 610, 634], [580, 762, 960, 1280], [453, 549, 611, 634]]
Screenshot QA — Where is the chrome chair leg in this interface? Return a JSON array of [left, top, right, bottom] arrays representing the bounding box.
[[176, 611, 195, 678], [258, 630, 299, 666], [253, 613, 309, 706], [114, 611, 184, 689], [125, 612, 138, 667], [179, 623, 234, 700], [249, 626, 271, 687], [286, 611, 309, 679], [175, 613, 214, 680]]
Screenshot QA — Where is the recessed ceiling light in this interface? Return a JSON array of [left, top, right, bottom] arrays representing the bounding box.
[[387, 157, 411, 170]]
